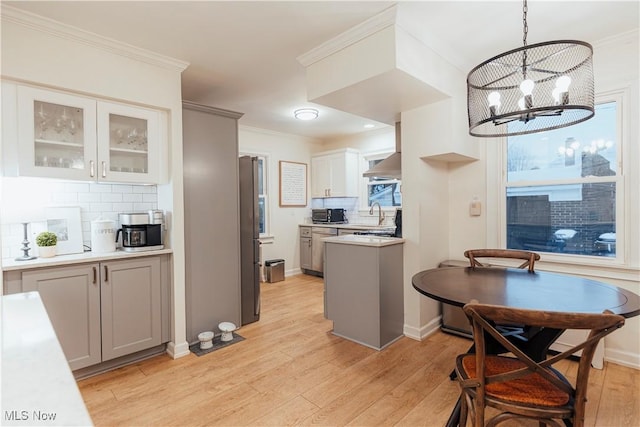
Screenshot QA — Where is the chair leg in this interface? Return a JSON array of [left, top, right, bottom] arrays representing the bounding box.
[[459, 393, 468, 427]]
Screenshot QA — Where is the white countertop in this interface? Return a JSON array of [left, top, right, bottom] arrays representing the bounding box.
[[323, 234, 405, 247], [2, 248, 173, 272], [1, 292, 94, 426]]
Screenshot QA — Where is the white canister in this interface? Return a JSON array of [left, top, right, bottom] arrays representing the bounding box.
[[91, 219, 117, 253]]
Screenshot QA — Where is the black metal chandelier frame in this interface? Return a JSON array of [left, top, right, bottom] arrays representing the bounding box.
[[467, 0, 595, 138]]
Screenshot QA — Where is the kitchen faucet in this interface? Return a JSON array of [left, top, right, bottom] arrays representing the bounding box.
[[369, 202, 385, 226]]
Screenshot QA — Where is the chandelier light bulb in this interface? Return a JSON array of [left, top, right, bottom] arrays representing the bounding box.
[[519, 79, 535, 96], [556, 75, 572, 91], [487, 92, 501, 107], [488, 91, 501, 116], [518, 97, 526, 110]]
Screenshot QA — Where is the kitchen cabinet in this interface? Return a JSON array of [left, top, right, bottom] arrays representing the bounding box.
[[22, 264, 101, 371], [324, 236, 404, 350], [300, 226, 312, 270], [311, 148, 359, 198], [19, 256, 163, 370], [182, 101, 243, 344], [338, 228, 359, 236], [100, 257, 162, 361], [7, 83, 164, 184]]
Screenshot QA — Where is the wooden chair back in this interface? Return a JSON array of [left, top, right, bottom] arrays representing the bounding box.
[[464, 249, 541, 273], [456, 303, 625, 427]]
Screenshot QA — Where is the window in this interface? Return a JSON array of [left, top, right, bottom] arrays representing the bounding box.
[[365, 157, 402, 207], [256, 156, 267, 236], [505, 100, 620, 258]]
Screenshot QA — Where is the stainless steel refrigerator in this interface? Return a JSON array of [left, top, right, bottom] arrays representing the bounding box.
[[239, 156, 261, 325]]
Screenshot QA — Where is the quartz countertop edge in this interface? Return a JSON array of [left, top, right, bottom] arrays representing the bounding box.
[[2, 248, 173, 271], [323, 235, 405, 247], [1, 292, 94, 426], [299, 223, 395, 231]]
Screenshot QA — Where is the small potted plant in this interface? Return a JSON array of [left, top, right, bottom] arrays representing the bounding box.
[[36, 231, 58, 258]]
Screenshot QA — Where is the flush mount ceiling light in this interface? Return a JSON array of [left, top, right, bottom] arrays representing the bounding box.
[[294, 108, 319, 120], [467, 0, 594, 138]]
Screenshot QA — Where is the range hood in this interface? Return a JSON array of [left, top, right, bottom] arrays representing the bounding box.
[[363, 122, 401, 179]]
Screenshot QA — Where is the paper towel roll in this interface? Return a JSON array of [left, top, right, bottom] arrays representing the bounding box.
[[91, 219, 116, 253]]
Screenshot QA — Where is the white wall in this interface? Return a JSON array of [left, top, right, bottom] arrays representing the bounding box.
[[238, 126, 323, 276], [0, 8, 190, 357]]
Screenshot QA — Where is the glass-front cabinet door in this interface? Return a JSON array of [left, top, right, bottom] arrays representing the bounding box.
[[17, 86, 97, 180], [97, 101, 160, 184]]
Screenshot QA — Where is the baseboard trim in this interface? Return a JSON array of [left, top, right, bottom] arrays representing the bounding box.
[[605, 348, 640, 370], [403, 316, 442, 340], [166, 341, 190, 359]]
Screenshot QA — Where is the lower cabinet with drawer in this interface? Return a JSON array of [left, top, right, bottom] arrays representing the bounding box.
[[11, 255, 169, 372]]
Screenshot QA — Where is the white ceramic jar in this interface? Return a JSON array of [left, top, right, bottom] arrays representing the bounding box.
[[91, 219, 117, 253]]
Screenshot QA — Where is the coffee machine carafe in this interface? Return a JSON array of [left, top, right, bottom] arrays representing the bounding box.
[[117, 210, 164, 252]]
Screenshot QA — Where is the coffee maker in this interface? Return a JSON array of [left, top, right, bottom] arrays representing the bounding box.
[[117, 210, 164, 252]]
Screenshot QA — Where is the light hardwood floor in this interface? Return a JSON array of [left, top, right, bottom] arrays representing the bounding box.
[[79, 274, 639, 426]]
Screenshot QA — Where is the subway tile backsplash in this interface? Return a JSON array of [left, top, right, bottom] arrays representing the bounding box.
[[309, 197, 394, 226], [1, 177, 157, 259]]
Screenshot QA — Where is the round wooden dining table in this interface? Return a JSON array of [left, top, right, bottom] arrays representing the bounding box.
[[412, 266, 640, 317], [412, 266, 640, 427]]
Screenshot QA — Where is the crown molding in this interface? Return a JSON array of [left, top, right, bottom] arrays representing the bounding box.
[[1, 5, 189, 72], [593, 28, 639, 49], [182, 100, 244, 119], [296, 4, 398, 67]]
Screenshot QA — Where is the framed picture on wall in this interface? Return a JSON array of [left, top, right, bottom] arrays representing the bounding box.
[[279, 160, 307, 207]]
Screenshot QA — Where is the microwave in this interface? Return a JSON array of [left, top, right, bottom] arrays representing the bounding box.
[[312, 208, 347, 224]]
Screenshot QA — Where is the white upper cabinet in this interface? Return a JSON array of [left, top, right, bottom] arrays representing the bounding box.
[[17, 85, 97, 181], [11, 84, 164, 184], [311, 148, 359, 198], [97, 101, 160, 184]]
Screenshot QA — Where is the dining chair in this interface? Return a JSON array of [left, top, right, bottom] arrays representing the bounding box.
[[463, 249, 542, 341], [455, 303, 625, 427], [464, 249, 541, 273]]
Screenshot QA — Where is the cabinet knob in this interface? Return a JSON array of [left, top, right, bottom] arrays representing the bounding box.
[[104, 266, 109, 282], [90, 160, 95, 177], [101, 161, 107, 178], [92, 266, 97, 284]]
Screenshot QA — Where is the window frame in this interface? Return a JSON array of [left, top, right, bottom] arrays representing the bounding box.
[[496, 90, 626, 267]]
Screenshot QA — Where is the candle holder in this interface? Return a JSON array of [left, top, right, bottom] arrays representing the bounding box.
[[15, 222, 36, 261]]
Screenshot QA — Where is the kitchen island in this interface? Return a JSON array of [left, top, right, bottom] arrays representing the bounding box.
[[323, 235, 404, 350], [1, 292, 94, 426], [299, 224, 396, 276]]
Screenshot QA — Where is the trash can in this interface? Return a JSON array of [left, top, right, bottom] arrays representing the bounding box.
[[265, 259, 285, 283]]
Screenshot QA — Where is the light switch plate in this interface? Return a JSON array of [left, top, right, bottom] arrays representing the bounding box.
[[469, 200, 482, 216]]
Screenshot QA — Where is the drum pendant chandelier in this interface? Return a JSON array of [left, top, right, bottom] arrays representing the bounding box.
[[467, 0, 594, 137]]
